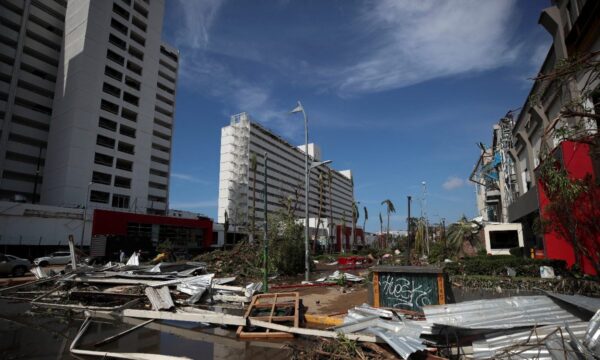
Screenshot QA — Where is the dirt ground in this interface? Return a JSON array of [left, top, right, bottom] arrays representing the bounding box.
[[274, 284, 368, 315]]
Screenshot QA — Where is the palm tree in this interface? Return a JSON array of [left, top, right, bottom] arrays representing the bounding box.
[[351, 201, 359, 250], [447, 215, 479, 257], [313, 172, 325, 253], [250, 154, 257, 242], [381, 199, 396, 248], [223, 210, 229, 247], [340, 212, 347, 254], [379, 212, 383, 248], [362, 206, 368, 246], [414, 218, 426, 257]]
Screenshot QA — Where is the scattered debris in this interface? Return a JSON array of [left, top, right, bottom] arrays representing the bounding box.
[[540, 265, 555, 278], [315, 270, 364, 283], [237, 292, 300, 339], [145, 286, 175, 311]]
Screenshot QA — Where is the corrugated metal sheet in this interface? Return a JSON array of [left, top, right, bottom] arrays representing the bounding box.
[[423, 296, 583, 332], [585, 310, 600, 356], [472, 322, 589, 359], [337, 304, 426, 359], [545, 292, 600, 314], [145, 286, 175, 311]]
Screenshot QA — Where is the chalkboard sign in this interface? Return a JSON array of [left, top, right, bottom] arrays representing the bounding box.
[[372, 266, 449, 312]]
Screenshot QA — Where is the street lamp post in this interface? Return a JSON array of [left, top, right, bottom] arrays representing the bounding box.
[[81, 182, 93, 249], [262, 153, 269, 293], [290, 101, 332, 282]]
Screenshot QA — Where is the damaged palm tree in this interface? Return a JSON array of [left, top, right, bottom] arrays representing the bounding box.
[[312, 172, 325, 254]]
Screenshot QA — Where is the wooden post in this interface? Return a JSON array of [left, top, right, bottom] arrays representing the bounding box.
[[68, 235, 77, 270], [372, 271, 380, 307], [437, 273, 445, 305]]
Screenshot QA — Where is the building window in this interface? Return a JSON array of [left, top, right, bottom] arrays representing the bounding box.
[[99, 117, 117, 132], [108, 33, 127, 51], [125, 76, 141, 91], [118, 141, 135, 155], [92, 171, 111, 185], [112, 3, 130, 21], [128, 45, 144, 61], [123, 92, 139, 106], [149, 168, 167, 177], [121, 107, 137, 122], [94, 152, 113, 167], [102, 81, 121, 98], [126, 60, 142, 75], [112, 194, 130, 208], [149, 181, 167, 190], [110, 18, 128, 36], [105, 66, 123, 82], [100, 99, 119, 115], [106, 49, 125, 66], [116, 158, 133, 171], [119, 124, 136, 138], [133, 1, 148, 18], [130, 31, 146, 47], [132, 16, 147, 32], [114, 176, 131, 188], [96, 134, 116, 149], [90, 190, 110, 204]]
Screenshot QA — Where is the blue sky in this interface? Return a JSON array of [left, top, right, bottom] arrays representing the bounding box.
[[163, 0, 552, 232]]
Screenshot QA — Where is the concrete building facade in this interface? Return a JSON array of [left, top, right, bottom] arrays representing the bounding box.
[[0, 0, 178, 215], [218, 112, 355, 232], [471, 0, 599, 257]]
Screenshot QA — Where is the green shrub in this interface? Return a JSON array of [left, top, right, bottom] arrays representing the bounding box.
[[444, 255, 568, 277]]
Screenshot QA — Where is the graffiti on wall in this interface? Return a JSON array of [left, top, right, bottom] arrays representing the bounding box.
[[378, 273, 434, 309]]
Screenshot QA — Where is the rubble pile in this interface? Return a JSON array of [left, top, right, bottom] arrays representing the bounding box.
[[1, 251, 599, 359], [194, 242, 263, 278]]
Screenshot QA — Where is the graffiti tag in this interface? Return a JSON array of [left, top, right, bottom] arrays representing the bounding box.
[[379, 274, 432, 309]]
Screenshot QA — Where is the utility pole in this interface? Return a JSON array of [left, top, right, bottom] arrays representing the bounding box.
[[421, 181, 429, 255], [31, 144, 43, 203], [406, 196, 411, 264], [262, 153, 268, 293]]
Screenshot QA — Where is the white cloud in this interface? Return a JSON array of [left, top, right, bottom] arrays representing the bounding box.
[[171, 173, 209, 184], [172, 0, 225, 50], [443, 176, 465, 190], [333, 0, 519, 95]]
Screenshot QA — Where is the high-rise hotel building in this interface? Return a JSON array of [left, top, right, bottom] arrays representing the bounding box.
[[0, 0, 178, 214], [218, 112, 355, 229]]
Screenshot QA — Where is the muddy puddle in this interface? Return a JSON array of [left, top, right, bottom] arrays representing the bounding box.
[[0, 299, 296, 359]]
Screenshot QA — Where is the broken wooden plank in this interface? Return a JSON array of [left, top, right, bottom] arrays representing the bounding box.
[[94, 319, 155, 347], [122, 308, 378, 342], [70, 317, 190, 360]]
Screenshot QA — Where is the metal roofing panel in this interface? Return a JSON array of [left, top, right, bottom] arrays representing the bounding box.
[[423, 296, 583, 331], [545, 292, 600, 314], [472, 322, 589, 359]]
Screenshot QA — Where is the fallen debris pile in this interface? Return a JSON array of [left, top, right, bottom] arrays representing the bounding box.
[[2, 256, 600, 359], [194, 242, 263, 278]]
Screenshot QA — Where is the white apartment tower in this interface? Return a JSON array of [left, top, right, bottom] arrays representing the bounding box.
[[218, 113, 355, 229], [0, 0, 178, 214]]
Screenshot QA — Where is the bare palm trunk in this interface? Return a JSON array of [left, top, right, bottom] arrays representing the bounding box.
[[313, 174, 324, 254], [386, 211, 390, 248]]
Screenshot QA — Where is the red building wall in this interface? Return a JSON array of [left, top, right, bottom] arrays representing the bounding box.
[[537, 140, 599, 275], [92, 210, 214, 248], [335, 225, 364, 252]]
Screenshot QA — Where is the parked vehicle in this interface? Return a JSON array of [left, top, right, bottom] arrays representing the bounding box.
[[34, 251, 73, 266], [0, 254, 32, 277]]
